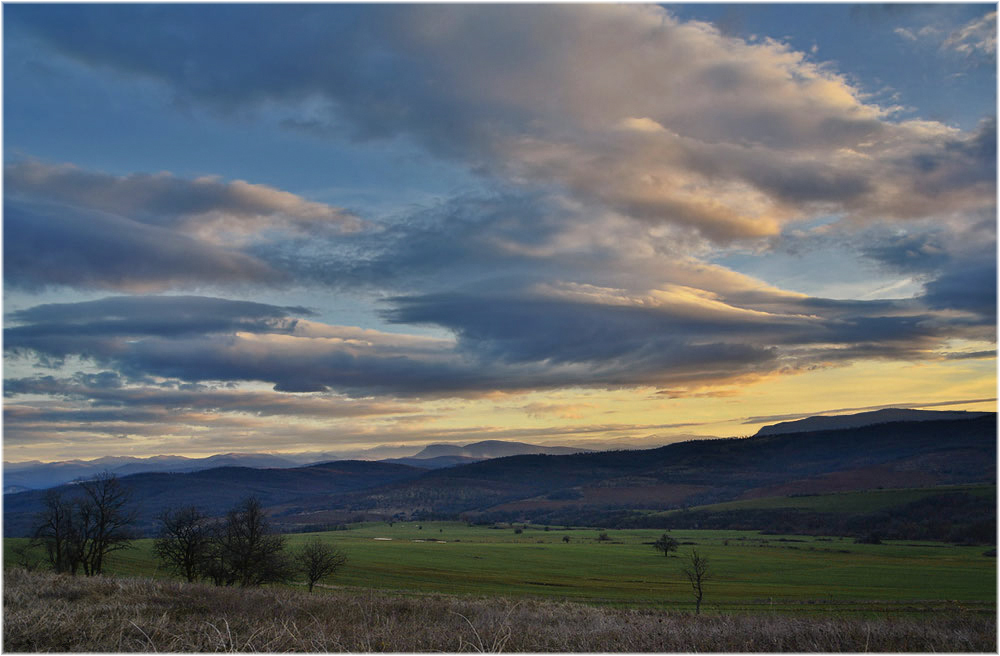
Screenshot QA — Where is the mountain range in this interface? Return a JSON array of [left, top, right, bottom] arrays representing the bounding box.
[[2, 439, 592, 491], [4, 411, 994, 537], [12, 408, 977, 491]]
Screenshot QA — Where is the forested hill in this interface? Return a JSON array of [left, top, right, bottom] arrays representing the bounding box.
[[3, 460, 425, 537], [330, 415, 996, 516], [4, 415, 994, 536]]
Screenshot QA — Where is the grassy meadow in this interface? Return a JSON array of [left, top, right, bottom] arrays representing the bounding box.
[[7, 568, 994, 652], [8, 522, 994, 616]]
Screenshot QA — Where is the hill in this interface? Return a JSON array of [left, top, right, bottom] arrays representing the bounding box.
[[412, 440, 590, 459], [305, 415, 995, 527], [2, 452, 301, 490], [6, 414, 994, 539], [3, 460, 424, 537], [379, 455, 483, 469], [754, 408, 991, 437], [4, 439, 595, 490]]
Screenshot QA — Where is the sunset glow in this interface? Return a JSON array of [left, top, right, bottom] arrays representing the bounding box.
[[4, 4, 996, 463]]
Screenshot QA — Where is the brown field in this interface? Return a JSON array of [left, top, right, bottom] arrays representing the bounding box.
[[4, 568, 994, 652]]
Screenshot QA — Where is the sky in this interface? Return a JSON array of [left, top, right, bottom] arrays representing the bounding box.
[[3, 4, 996, 463]]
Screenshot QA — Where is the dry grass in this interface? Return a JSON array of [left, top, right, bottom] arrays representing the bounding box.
[[3, 568, 994, 652]]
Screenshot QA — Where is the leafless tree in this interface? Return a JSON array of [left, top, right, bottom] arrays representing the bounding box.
[[212, 497, 292, 587], [33, 473, 136, 576], [682, 549, 711, 614], [33, 489, 80, 574], [75, 472, 137, 575], [155, 506, 213, 582], [294, 537, 347, 592]]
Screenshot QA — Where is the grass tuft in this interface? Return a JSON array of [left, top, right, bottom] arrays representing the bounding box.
[[4, 568, 995, 652]]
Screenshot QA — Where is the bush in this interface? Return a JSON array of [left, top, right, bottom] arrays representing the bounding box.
[[855, 532, 882, 545]]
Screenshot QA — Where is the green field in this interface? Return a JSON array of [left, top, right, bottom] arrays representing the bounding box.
[[8, 523, 995, 616]]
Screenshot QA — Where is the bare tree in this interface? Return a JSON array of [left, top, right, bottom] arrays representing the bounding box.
[[32, 474, 135, 576], [212, 497, 292, 587], [33, 489, 80, 574], [682, 550, 711, 614], [75, 472, 137, 575], [294, 537, 347, 592], [653, 533, 679, 557], [155, 506, 213, 582]]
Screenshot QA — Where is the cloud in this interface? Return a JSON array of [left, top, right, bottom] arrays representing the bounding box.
[[943, 11, 996, 56], [5, 160, 365, 244], [2, 6, 995, 461], [4, 374, 416, 419], [6, 288, 988, 400], [9, 5, 993, 244], [6, 295, 310, 359], [4, 160, 366, 292], [4, 198, 287, 292]]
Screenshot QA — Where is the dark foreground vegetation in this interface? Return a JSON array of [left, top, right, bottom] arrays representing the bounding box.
[[4, 568, 994, 653]]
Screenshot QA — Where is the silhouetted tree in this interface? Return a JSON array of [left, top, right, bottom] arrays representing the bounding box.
[[75, 472, 137, 575], [33, 473, 135, 576], [682, 550, 711, 614], [294, 538, 347, 592], [33, 489, 80, 574], [155, 506, 213, 582], [653, 533, 679, 557], [212, 497, 292, 587]]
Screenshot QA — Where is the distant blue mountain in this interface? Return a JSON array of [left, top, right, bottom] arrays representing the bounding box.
[[3, 453, 300, 490], [412, 440, 590, 459]]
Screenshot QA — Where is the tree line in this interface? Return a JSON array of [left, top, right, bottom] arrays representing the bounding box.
[[28, 473, 346, 591]]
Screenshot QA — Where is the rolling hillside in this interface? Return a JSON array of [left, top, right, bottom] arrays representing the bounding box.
[[302, 415, 996, 524], [754, 408, 991, 437], [5, 413, 994, 539], [3, 460, 425, 537]]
